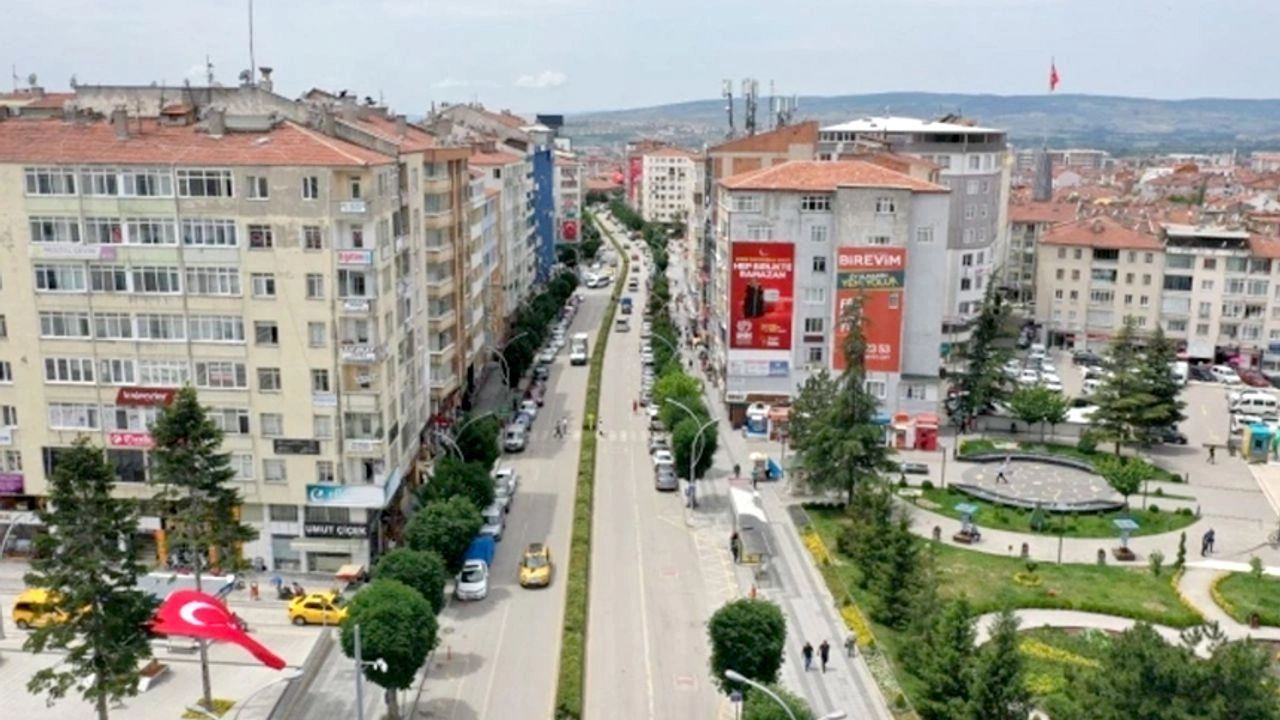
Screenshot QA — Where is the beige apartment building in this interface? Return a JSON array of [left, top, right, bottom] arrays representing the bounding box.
[[0, 81, 479, 572]]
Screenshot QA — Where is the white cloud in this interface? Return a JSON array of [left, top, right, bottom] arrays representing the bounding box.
[[434, 78, 469, 89], [514, 71, 567, 89]]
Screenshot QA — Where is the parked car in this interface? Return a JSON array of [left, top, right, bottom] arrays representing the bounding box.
[[654, 463, 679, 491], [1210, 364, 1242, 384], [288, 591, 348, 626], [1189, 364, 1214, 382], [1240, 368, 1272, 388], [1155, 427, 1188, 445], [503, 426, 527, 452]]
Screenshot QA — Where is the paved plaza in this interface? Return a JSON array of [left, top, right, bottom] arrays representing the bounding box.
[[956, 459, 1122, 509]]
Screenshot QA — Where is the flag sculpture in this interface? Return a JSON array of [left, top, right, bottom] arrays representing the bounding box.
[[152, 589, 287, 670]]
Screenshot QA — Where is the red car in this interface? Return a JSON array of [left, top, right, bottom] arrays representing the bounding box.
[[1239, 368, 1272, 388]]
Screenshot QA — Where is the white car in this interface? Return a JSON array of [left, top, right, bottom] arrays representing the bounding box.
[[492, 467, 519, 511], [1211, 364, 1242, 384], [1017, 369, 1040, 385], [652, 449, 674, 466], [1066, 405, 1098, 424], [1041, 377, 1064, 393], [641, 352, 655, 366], [537, 349, 556, 364], [520, 400, 538, 421]]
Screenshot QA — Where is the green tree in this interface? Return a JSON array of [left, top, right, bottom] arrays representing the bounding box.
[[373, 548, 449, 614], [1091, 317, 1156, 454], [1133, 326, 1187, 445], [339, 579, 438, 720], [23, 439, 156, 720], [418, 457, 495, 513], [952, 284, 1012, 426], [454, 416, 501, 467], [1200, 638, 1280, 720], [1049, 623, 1196, 720], [967, 608, 1031, 720], [652, 372, 705, 428], [1095, 455, 1148, 507], [404, 496, 484, 573], [707, 598, 787, 694], [916, 596, 978, 720], [836, 471, 897, 591], [788, 298, 896, 503], [866, 507, 927, 629], [672, 416, 718, 480], [1007, 385, 1070, 441], [148, 385, 256, 709], [741, 684, 816, 720]]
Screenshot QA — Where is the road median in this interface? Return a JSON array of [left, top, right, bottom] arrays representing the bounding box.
[[554, 210, 628, 720]]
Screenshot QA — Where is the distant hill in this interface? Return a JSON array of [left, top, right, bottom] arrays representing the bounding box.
[[564, 93, 1280, 154]]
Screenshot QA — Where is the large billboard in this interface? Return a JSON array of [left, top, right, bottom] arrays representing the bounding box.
[[628, 156, 643, 202], [729, 242, 795, 351], [833, 247, 907, 372]]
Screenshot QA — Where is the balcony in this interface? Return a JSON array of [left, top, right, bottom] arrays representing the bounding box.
[[428, 335, 457, 356], [344, 438, 383, 455], [339, 342, 386, 363], [422, 175, 450, 193], [425, 271, 455, 295], [337, 199, 369, 215], [340, 297, 376, 315], [427, 307, 458, 330], [430, 369, 459, 393], [425, 241, 455, 262]]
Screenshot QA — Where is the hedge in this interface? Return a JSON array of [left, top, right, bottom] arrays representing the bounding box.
[[554, 210, 627, 719]]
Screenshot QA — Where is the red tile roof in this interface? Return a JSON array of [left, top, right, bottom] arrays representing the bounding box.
[[469, 150, 523, 166], [1249, 235, 1280, 259], [720, 160, 948, 194], [1041, 216, 1162, 251], [1009, 201, 1076, 224], [710, 121, 819, 154], [0, 116, 393, 166], [343, 113, 436, 152]]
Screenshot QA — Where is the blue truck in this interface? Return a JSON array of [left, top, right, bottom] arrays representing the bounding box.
[[621, 296, 633, 314], [455, 535, 497, 601]]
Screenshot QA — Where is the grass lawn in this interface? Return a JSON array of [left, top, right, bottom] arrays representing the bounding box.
[[806, 506, 1202, 628], [959, 438, 1183, 483], [1214, 573, 1280, 627], [912, 486, 1198, 539]]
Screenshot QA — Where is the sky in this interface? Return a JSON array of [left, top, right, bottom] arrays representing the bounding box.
[[6, 0, 1279, 115]]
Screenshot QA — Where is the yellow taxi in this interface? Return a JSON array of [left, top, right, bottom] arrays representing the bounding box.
[[12, 588, 71, 630], [287, 591, 348, 626], [518, 543, 553, 588]]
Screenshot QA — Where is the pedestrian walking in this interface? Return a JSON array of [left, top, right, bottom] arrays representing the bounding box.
[[730, 532, 741, 564], [818, 640, 831, 673], [249, 580, 260, 601], [632, 399, 638, 414], [995, 455, 1011, 484], [802, 642, 814, 671], [1208, 445, 1216, 464], [844, 633, 857, 657], [1207, 528, 1216, 553], [1201, 530, 1211, 556]]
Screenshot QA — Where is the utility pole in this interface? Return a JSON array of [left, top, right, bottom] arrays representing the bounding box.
[[247, 0, 257, 85], [354, 624, 366, 720]]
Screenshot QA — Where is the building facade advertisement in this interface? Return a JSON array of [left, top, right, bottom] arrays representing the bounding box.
[[115, 387, 176, 407], [727, 360, 791, 378], [0, 427, 11, 446], [833, 247, 907, 372], [303, 522, 370, 539], [729, 242, 795, 351], [0, 473, 23, 495], [628, 156, 643, 202], [306, 483, 384, 509], [108, 431, 154, 448], [37, 244, 116, 260], [337, 250, 373, 265]]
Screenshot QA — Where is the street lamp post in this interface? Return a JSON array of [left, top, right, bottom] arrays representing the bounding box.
[[353, 624, 389, 720], [723, 669, 847, 720], [433, 430, 464, 461], [665, 398, 717, 507]]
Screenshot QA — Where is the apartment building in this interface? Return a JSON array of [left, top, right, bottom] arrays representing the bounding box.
[[470, 147, 537, 332], [637, 146, 702, 225], [1003, 201, 1077, 304], [712, 161, 950, 423], [554, 151, 583, 244], [818, 117, 1010, 340], [465, 169, 500, 370], [1014, 148, 1110, 172]]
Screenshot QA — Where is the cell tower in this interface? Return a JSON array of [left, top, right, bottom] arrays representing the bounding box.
[[742, 78, 759, 136], [722, 79, 735, 139]]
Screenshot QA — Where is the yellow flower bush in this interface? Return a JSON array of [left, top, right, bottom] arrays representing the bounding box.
[[1019, 639, 1101, 669], [802, 529, 832, 566], [1024, 671, 1065, 696], [839, 604, 875, 648], [1169, 569, 1205, 620], [1209, 573, 1240, 620]]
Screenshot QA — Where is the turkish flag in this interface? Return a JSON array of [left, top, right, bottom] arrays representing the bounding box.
[[1049, 61, 1060, 92], [152, 590, 287, 670]]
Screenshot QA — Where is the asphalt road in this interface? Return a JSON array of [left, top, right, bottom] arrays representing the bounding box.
[[583, 224, 723, 720], [409, 284, 609, 720]]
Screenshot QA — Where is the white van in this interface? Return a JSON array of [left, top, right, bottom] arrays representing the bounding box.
[[1231, 392, 1278, 416], [479, 503, 505, 542]]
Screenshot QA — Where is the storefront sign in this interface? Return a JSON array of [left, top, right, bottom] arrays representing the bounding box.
[[273, 439, 321, 455], [346, 439, 381, 454], [303, 522, 370, 539], [108, 432, 154, 448], [115, 387, 176, 407], [340, 345, 382, 362], [337, 250, 373, 265], [306, 484, 385, 509], [833, 247, 907, 372], [37, 244, 116, 260], [342, 299, 371, 313], [729, 242, 795, 351], [0, 473, 24, 495], [727, 360, 791, 378], [312, 392, 338, 408]]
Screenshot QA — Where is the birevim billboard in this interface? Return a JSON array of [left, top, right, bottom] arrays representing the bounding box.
[[833, 247, 907, 372], [730, 242, 796, 351]]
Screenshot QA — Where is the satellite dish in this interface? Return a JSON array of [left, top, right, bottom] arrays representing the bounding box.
[[27, 73, 38, 87], [238, 69, 252, 83]]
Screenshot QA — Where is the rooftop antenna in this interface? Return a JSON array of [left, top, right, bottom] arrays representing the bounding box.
[[743, 78, 759, 136], [247, 0, 257, 86], [769, 80, 776, 130], [722, 79, 735, 139], [205, 56, 215, 86]]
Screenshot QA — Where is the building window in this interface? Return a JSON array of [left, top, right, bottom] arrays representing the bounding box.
[[812, 256, 827, 273], [89, 265, 129, 293], [49, 403, 100, 430], [210, 408, 251, 435], [263, 459, 287, 484], [135, 313, 186, 341], [961, 278, 972, 291], [350, 178, 362, 199], [874, 197, 896, 214], [809, 225, 829, 243], [258, 367, 283, 391], [308, 322, 327, 348], [186, 266, 241, 296], [311, 369, 331, 392], [964, 205, 976, 220], [313, 415, 334, 438], [731, 195, 761, 212], [915, 227, 934, 244], [181, 218, 238, 247], [98, 358, 136, 385], [868, 235, 891, 246], [83, 217, 123, 245], [81, 168, 120, 196], [802, 287, 827, 304], [44, 357, 95, 384], [306, 274, 325, 299], [260, 413, 284, 437], [247, 175, 269, 200], [91, 312, 132, 340], [0, 405, 16, 425], [302, 176, 320, 200], [195, 361, 248, 389], [254, 321, 280, 346], [131, 266, 182, 294], [968, 155, 981, 170], [800, 195, 831, 211], [29, 217, 82, 244], [804, 318, 825, 333], [124, 218, 178, 246], [864, 380, 887, 399], [0, 314, 6, 338], [745, 224, 772, 240], [41, 311, 93, 338], [34, 264, 87, 292], [0, 362, 10, 383], [250, 273, 277, 298], [980, 180, 991, 194], [303, 226, 324, 250], [176, 169, 234, 198], [188, 315, 245, 342], [268, 504, 298, 522], [24, 167, 77, 195], [248, 224, 274, 249], [966, 181, 979, 195], [121, 169, 174, 197]]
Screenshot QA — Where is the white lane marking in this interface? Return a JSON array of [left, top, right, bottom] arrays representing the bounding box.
[[628, 384, 659, 720]]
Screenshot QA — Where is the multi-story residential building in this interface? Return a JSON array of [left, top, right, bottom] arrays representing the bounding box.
[[1003, 201, 1077, 304], [554, 150, 583, 244], [1015, 148, 1110, 172], [817, 117, 1010, 341], [636, 146, 702, 225], [470, 146, 537, 334], [712, 160, 950, 423]]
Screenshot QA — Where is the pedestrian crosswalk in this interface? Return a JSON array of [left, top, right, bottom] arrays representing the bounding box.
[[517, 428, 654, 444]]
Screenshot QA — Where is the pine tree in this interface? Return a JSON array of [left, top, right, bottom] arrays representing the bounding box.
[[148, 385, 257, 709], [952, 283, 1012, 426], [1091, 317, 1156, 454], [865, 507, 926, 629], [916, 597, 978, 720], [967, 608, 1031, 720], [24, 438, 156, 720], [1133, 326, 1187, 444]]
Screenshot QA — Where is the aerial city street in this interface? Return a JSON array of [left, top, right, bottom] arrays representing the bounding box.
[[3, 2, 1280, 720]]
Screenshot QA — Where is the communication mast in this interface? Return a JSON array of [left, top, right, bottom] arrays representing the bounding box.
[[742, 78, 759, 136], [722, 79, 735, 139]]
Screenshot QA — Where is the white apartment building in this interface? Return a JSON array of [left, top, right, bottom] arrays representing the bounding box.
[[470, 147, 537, 334], [1003, 201, 1077, 304], [0, 87, 479, 573], [639, 147, 702, 224], [554, 151, 583, 243], [712, 161, 950, 424]]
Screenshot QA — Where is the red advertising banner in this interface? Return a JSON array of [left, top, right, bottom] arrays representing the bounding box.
[[833, 247, 907, 372], [108, 431, 154, 449], [562, 220, 579, 240], [628, 156, 643, 202], [115, 387, 176, 407], [729, 242, 796, 351]]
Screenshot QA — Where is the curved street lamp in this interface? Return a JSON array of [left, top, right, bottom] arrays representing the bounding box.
[[665, 398, 718, 506], [723, 669, 846, 720]]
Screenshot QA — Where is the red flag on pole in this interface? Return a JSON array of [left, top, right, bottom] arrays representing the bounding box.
[[152, 590, 287, 670], [1049, 60, 1061, 92]]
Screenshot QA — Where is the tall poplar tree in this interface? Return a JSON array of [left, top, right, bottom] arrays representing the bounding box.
[[24, 438, 156, 720]]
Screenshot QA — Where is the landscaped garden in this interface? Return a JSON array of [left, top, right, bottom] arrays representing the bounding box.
[[1212, 571, 1280, 627], [909, 485, 1199, 538], [958, 438, 1183, 483]]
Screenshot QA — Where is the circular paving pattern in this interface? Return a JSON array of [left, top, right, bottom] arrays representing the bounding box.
[[954, 460, 1125, 513]]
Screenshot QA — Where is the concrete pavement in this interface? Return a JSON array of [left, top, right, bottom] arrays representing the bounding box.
[[583, 248, 725, 720], [406, 285, 609, 720]]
